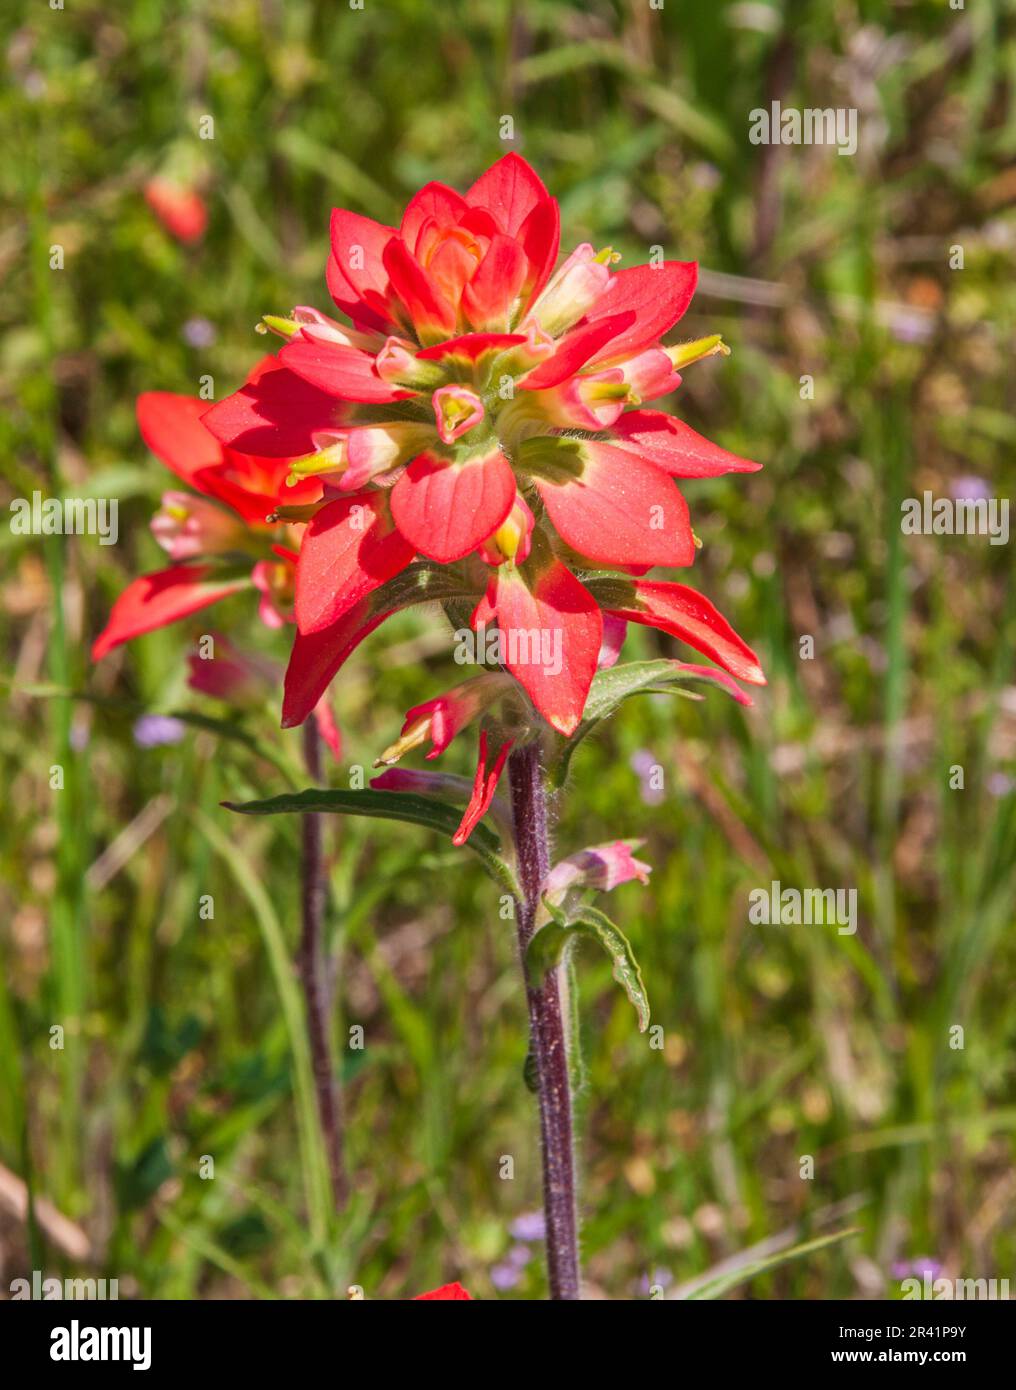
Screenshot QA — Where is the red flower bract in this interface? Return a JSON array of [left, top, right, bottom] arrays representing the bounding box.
[[92, 360, 322, 661], [196, 154, 765, 832]]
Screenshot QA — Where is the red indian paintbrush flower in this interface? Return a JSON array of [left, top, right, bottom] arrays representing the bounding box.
[[92, 357, 323, 662], [413, 1282, 472, 1300], [144, 177, 208, 245], [91, 360, 343, 754], [199, 154, 764, 838]]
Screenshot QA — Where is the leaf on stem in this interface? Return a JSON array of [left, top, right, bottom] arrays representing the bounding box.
[[526, 899, 649, 1032], [550, 658, 751, 786], [222, 787, 520, 897]]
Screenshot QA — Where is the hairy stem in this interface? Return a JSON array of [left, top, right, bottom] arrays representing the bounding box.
[[508, 742, 580, 1300], [300, 719, 348, 1211]]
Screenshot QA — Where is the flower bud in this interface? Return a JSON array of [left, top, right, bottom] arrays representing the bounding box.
[[151, 491, 245, 560], [525, 244, 615, 338], [478, 494, 534, 567], [432, 385, 485, 444]]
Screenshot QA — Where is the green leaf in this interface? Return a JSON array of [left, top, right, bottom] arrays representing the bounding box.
[[550, 660, 706, 786], [683, 1227, 862, 1301], [527, 901, 650, 1032], [197, 814, 333, 1247], [222, 788, 520, 898]]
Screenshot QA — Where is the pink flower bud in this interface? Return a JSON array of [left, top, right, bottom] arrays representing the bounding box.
[[545, 840, 652, 902], [432, 384, 485, 444], [526, 244, 613, 337], [150, 491, 244, 561]]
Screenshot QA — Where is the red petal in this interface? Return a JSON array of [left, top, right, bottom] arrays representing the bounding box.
[[584, 262, 698, 364], [520, 313, 636, 390], [413, 1282, 473, 1301], [608, 581, 766, 685], [612, 410, 762, 477], [295, 492, 415, 635], [461, 234, 529, 331], [416, 332, 526, 364], [92, 565, 246, 661], [529, 439, 694, 567], [202, 360, 351, 457], [325, 254, 393, 335], [517, 197, 560, 308], [465, 153, 551, 236], [475, 558, 601, 736], [452, 731, 514, 846], [667, 662, 753, 707], [328, 209, 398, 330], [400, 181, 469, 253], [390, 447, 516, 563], [279, 339, 414, 404], [312, 695, 343, 758], [137, 393, 223, 491], [194, 455, 315, 526], [281, 599, 388, 729], [382, 238, 457, 343]]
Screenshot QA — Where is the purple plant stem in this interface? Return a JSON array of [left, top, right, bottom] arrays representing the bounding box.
[[507, 742, 580, 1301], [300, 718, 348, 1210]]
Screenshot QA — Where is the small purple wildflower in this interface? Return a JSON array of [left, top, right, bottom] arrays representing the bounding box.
[[891, 1257, 942, 1281], [509, 1211, 545, 1243], [182, 316, 217, 349], [630, 749, 665, 806], [133, 714, 186, 748], [489, 1262, 522, 1291], [638, 1267, 673, 1295], [950, 475, 991, 503]]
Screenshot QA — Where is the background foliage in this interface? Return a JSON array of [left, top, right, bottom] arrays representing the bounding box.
[[1, 0, 1014, 1299]]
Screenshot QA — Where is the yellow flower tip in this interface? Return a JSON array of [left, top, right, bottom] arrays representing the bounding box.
[[692, 530, 703, 550], [347, 1286, 364, 1301], [376, 716, 432, 767], [254, 322, 268, 335], [492, 516, 524, 563], [593, 245, 622, 266], [261, 314, 301, 339], [665, 334, 730, 371]]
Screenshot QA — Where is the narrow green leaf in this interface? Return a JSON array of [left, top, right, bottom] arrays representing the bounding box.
[[196, 813, 333, 1247], [550, 659, 707, 785], [223, 788, 520, 898], [684, 1227, 862, 1301], [527, 901, 650, 1032]]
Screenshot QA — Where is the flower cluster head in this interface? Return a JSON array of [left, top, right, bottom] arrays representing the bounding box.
[[99, 155, 764, 843]]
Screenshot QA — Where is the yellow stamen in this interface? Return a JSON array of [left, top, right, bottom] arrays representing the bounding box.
[[374, 715, 432, 767], [492, 515, 524, 563], [665, 335, 730, 370], [261, 314, 301, 339]]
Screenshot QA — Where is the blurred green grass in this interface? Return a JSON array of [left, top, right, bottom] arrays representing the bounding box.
[[1, 0, 1014, 1298]]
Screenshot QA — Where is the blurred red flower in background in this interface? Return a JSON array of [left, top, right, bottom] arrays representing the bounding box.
[[144, 177, 208, 244]]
